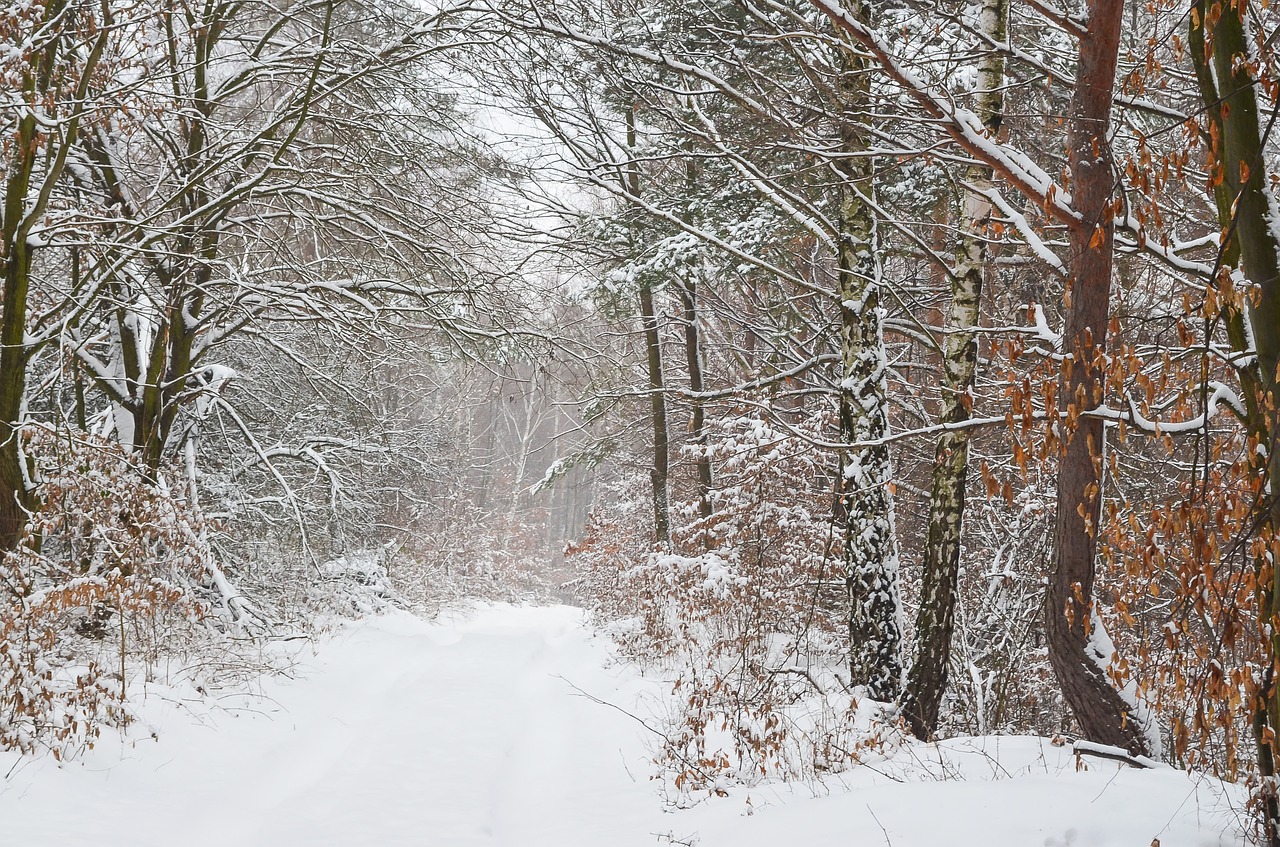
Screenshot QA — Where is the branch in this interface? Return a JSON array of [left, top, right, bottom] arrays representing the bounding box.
[[809, 0, 1081, 229], [1021, 0, 1088, 38], [1073, 740, 1159, 769]]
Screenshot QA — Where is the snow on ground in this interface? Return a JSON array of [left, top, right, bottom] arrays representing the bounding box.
[[0, 604, 1248, 846]]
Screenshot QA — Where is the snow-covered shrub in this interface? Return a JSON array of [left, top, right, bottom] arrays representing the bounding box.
[[0, 429, 206, 758], [572, 411, 893, 793], [940, 471, 1062, 738], [388, 503, 558, 615], [309, 548, 403, 618]]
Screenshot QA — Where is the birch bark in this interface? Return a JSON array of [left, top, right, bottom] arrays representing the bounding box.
[[834, 2, 903, 701], [902, 0, 1007, 739]]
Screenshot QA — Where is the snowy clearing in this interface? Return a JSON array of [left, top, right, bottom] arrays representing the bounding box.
[[0, 605, 1247, 846]]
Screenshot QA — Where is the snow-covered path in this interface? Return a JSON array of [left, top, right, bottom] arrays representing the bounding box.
[[1, 606, 666, 847], [0, 605, 1249, 846]]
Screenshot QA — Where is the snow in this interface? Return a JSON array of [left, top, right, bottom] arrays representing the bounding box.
[[1091, 381, 1246, 435], [1086, 607, 1164, 758], [0, 604, 1247, 846], [983, 188, 1067, 275]]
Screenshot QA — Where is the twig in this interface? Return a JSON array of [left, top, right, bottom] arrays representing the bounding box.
[[867, 804, 894, 846], [554, 675, 722, 790], [765, 666, 844, 695]]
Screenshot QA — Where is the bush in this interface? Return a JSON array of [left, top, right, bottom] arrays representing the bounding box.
[[0, 429, 206, 758], [571, 411, 891, 794]]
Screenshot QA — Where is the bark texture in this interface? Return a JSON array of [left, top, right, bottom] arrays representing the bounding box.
[[902, 0, 1006, 740], [835, 0, 904, 702], [1046, 0, 1156, 756], [0, 185, 35, 552], [626, 105, 672, 544], [0, 2, 105, 550], [679, 162, 712, 524]]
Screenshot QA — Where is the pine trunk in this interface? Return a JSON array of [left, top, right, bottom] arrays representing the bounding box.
[[627, 105, 671, 545], [680, 164, 712, 524], [1046, 0, 1156, 756]]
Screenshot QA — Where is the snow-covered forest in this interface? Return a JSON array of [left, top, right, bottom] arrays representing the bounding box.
[[0, 0, 1276, 843]]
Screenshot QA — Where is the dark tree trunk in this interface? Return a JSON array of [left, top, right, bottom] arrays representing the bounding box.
[[1045, 0, 1156, 756], [677, 276, 712, 521], [626, 105, 671, 545], [0, 230, 34, 553], [0, 38, 48, 552], [679, 164, 712, 525], [640, 280, 671, 544]]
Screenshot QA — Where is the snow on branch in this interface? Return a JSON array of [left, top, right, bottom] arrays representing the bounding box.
[[809, 0, 1080, 228], [1073, 740, 1161, 769], [1089, 381, 1247, 434], [976, 187, 1067, 275]]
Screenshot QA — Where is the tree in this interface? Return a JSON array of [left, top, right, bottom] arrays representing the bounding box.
[[902, 0, 1008, 739], [625, 104, 675, 545], [1189, 0, 1280, 836], [0, 0, 119, 550], [832, 3, 904, 703], [1042, 0, 1157, 757]]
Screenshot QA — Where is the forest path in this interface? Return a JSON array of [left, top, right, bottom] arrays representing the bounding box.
[[0, 605, 663, 847], [0, 604, 1246, 847]]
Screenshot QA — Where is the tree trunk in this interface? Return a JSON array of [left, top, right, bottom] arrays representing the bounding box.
[[902, 0, 1006, 740], [0, 34, 51, 552], [132, 281, 206, 475], [640, 280, 671, 545], [1045, 0, 1156, 756], [677, 276, 712, 519], [626, 104, 671, 545], [1191, 1, 1280, 839], [0, 216, 34, 553], [679, 161, 713, 525], [834, 4, 904, 702], [0, 6, 109, 550]]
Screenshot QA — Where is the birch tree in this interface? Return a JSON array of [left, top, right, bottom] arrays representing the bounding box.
[[832, 9, 904, 703], [901, 0, 1007, 739]]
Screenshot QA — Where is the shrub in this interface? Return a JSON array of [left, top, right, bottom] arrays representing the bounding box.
[[0, 428, 206, 758]]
